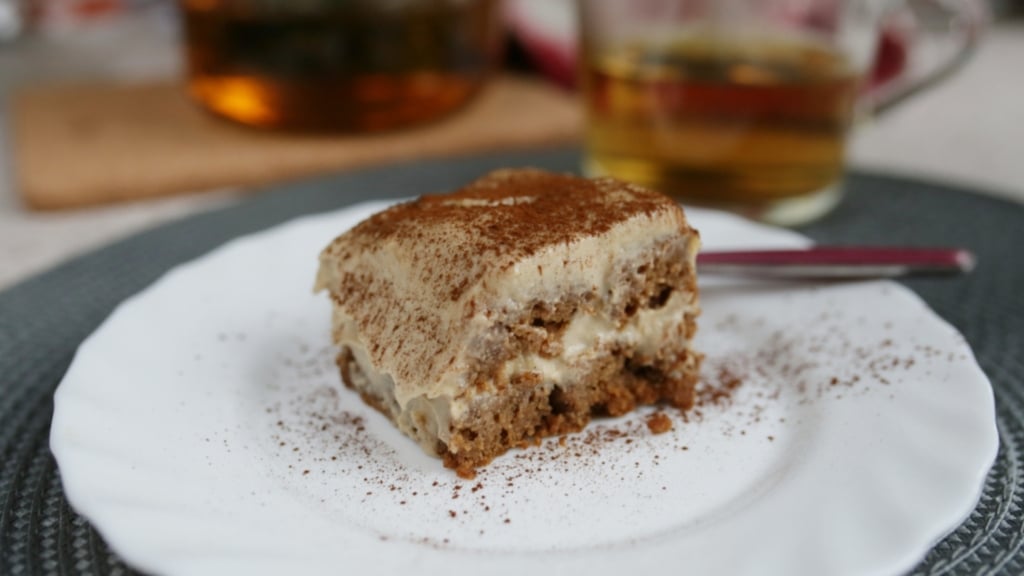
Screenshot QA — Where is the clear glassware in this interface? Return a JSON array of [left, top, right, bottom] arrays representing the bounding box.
[[181, 0, 502, 132], [579, 0, 981, 225]]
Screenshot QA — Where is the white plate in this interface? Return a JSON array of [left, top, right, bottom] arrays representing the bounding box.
[[51, 203, 998, 576]]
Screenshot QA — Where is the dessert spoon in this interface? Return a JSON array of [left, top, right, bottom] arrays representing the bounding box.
[[697, 247, 975, 278]]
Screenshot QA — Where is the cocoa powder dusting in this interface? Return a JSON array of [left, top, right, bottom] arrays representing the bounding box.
[[324, 170, 682, 301], [259, 292, 950, 551]]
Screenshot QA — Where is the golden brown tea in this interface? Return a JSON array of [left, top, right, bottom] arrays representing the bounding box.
[[181, 0, 500, 131], [583, 36, 860, 207]]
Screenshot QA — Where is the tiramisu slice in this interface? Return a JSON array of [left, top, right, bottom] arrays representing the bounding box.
[[315, 169, 701, 477]]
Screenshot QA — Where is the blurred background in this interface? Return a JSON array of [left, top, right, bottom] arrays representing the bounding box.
[[0, 0, 1021, 286]]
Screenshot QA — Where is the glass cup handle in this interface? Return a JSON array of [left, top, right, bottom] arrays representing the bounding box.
[[869, 0, 985, 115]]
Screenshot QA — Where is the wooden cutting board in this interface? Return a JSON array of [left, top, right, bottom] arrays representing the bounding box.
[[11, 75, 583, 210]]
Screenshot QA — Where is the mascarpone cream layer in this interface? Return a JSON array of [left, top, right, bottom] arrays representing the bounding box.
[[315, 169, 700, 417]]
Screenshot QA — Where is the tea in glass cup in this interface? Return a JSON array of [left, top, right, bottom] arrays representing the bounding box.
[[579, 0, 979, 225], [181, 0, 502, 132]]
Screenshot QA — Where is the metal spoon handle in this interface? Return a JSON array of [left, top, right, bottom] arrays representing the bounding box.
[[697, 247, 976, 279]]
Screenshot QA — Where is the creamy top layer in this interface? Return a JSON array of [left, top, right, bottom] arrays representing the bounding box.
[[316, 169, 699, 404]]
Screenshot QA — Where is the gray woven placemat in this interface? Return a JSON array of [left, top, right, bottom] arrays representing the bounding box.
[[1, 148, 1022, 575]]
